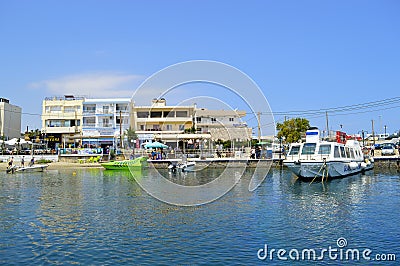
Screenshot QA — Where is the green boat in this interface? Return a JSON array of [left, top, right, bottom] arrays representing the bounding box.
[[101, 156, 148, 170]]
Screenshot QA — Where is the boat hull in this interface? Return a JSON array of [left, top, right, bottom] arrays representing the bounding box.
[[284, 160, 374, 181], [101, 156, 148, 170], [168, 162, 196, 172], [14, 164, 49, 173]]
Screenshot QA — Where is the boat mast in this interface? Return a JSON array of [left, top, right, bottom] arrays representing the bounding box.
[[325, 111, 329, 140]]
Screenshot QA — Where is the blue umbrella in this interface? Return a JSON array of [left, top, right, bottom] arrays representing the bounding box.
[[144, 141, 168, 149]]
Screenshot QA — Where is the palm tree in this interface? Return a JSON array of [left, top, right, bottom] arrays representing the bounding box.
[[125, 127, 138, 148]]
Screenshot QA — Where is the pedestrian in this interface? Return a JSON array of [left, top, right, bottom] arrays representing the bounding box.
[[371, 145, 375, 156], [7, 156, 14, 169], [250, 147, 255, 159], [29, 157, 35, 167], [21, 156, 25, 167]]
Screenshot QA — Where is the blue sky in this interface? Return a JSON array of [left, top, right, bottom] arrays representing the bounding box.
[[1, 0, 399, 136]]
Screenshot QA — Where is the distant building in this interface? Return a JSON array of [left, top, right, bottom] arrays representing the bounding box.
[[194, 108, 248, 133], [82, 98, 131, 148], [131, 98, 196, 147], [195, 108, 252, 141], [0, 98, 22, 139], [41, 95, 84, 148]]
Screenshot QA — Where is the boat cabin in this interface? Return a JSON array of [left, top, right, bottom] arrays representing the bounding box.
[[286, 129, 364, 162]]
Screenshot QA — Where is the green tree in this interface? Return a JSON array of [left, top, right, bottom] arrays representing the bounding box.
[[125, 127, 138, 148], [276, 118, 310, 143]]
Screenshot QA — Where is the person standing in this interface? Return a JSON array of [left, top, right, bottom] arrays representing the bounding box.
[[7, 156, 14, 169], [371, 145, 375, 156], [29, 157, 35, 167], [21, 156, 25, 167]]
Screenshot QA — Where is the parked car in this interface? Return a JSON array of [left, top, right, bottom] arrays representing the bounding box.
[[374, 143, 382, 150], [381, 143, 395, 156]]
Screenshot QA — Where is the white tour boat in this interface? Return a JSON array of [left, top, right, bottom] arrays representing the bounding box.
[[284, 128, 374, 181]]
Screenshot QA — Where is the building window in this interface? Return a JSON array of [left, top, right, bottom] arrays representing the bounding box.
[[166, 124, 172, 131], [196, 117, 202, 122], [150, 111, 162, 118], [64, 106, 76, 113], [140, 125, 145, 130], [211, 118, 217, 122], [103, 106, 110, 114], [164, 111, 175, 117], [116, 104, 128, 111], [83, 105, 96, 113], [50, 106, 62, 113], [153, 125, 160, 130], [83, 117, 95, 127], [102, 118, 111, 127], [179, 124, 185, 131], [176, 111, 188, 117], [137, 112, 148, 118], [229, 117, 234, 122]]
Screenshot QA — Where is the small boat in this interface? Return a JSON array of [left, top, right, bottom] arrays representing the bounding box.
[[168, 161, 196, 172], [284, 128, 374, 181], [101, 156, 148, 170], [14, 164, 49, 173]]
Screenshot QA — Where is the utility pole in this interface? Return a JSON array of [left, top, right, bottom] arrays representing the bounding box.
[[257, 112, 261, 142], [119, 110, 123, 149], [371, 119, 375, 146]]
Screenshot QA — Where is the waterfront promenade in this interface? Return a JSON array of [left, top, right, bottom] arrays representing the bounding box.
[[1, 154, 399, 171]]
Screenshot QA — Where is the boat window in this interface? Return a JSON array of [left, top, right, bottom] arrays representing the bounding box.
[[334, 146, 340, 158], [340, 146, 346, 158], [350, 148, 355, 159], [318, 144, 331, 155], [289, 145, 300, 155], [345, 147, 350, 158], [301, 143, 316, 155]]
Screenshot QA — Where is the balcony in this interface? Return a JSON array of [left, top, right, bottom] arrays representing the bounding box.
[[82, 123, 96, 128], [83, 110, 96, 116], [44, 126, 81, 134]]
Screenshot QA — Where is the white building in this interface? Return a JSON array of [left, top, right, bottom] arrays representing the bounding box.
[[0, 98, 22, 139], [194, 108, 252, 141], [41, 95, 84, 148], [82, 98, 131, 148]]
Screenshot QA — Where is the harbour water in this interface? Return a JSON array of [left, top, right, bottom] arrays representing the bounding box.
[[0, 167, 399, 265]]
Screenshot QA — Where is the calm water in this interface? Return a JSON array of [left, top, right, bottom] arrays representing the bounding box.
[[0, 166, 399, 265]]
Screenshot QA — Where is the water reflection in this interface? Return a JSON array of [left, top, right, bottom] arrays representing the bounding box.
[[0, 168, 399, 265]]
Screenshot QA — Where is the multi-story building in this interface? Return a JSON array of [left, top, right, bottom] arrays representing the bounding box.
[[194, 109, 248, 133], [41, 95, 84, 148], [82, 98, 131, 148], [131, 98, 196, 147], [0, 98, 22, 139]]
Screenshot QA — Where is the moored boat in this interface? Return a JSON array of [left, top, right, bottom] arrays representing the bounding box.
[[168, 161, 196, 172], [284, 128, 374, 181], [12, 164, 49, 173], [101, 156, 148, 170]]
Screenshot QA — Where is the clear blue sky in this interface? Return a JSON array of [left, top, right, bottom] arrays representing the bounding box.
[[1, 0, 399, 136]]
